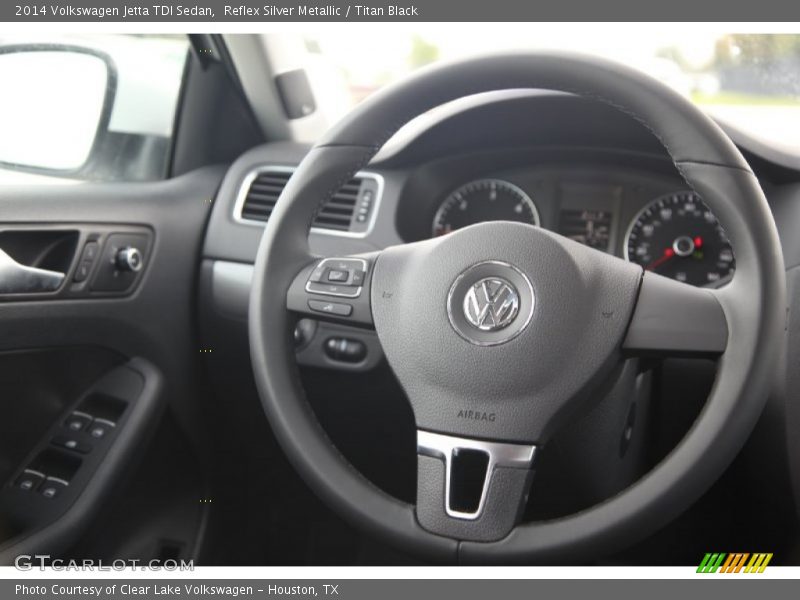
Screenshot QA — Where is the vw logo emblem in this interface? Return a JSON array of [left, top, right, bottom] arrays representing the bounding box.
[[447, 261, 534, 346], [462, 277, 520, 331]]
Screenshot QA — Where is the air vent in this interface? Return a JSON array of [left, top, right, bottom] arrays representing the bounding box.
[[238, 169, 293, 223], [235, 167, 382, 237], [311, 177, 363, 231]]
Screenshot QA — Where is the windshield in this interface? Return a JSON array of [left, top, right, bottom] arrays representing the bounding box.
[[303, 27, 800, 153]]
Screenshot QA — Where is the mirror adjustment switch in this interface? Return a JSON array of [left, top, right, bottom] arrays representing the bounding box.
[[116, 247, 143, 272], [64, 411, 92, 432], [52, 435, 92, 454], [91, 232, 149, 293], [15, 469, 45, 492]]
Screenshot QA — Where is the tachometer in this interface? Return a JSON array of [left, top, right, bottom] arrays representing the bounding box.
[[624, 191, 734, 286], [432, 179, 539, 236]]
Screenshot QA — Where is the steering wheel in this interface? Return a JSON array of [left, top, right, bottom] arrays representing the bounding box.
[[249, 53, 786, 563]]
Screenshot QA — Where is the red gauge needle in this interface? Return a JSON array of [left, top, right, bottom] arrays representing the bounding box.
[[646, 247, 675, 270]]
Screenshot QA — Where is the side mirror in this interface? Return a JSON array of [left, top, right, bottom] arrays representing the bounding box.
[[0, 45, 117, 174]]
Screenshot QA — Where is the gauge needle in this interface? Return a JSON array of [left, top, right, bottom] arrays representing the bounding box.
[[646, 247, 675, 270]]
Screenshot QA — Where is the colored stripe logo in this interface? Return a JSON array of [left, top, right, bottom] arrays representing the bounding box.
[[697, 553, 773, 573]]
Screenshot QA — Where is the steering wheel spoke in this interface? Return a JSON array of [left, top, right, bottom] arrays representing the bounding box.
[[416, 430, 536, 542], [623, 271, 728, 357], [287, 253, 378, 328]]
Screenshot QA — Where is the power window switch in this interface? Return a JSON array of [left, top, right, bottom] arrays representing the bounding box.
[[88, 419, 115, 440], [64, 411, 92, 432], [15, 470, 45, 492], [40, 478, 68, 499], [52, 435, 92, 454]]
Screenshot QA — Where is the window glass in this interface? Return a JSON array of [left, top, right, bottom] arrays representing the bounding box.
[[305, 28, 800, 154], [0, 34, 188, 184]]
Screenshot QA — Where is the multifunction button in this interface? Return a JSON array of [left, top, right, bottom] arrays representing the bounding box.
[[305, 258, 368, 299], [308, 300, 353, 317], [326, 269, 348, 282]]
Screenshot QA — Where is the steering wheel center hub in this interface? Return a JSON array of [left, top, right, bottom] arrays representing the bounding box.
[[369, 221, 644, 443]]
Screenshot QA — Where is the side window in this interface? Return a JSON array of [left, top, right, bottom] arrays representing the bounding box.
[[0, 34, 188, 184]]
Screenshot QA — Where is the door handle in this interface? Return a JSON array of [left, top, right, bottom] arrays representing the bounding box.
[[0, 248, 65, 294]]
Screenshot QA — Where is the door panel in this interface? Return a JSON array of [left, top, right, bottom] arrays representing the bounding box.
[[0, 165, 224, 561]]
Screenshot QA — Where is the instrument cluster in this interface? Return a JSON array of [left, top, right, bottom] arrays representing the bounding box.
[[425, 173, 734, 288]]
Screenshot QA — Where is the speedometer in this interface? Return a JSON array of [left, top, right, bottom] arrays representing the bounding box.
[[432, 179, 539, 236], [624, 191, 735, 287]]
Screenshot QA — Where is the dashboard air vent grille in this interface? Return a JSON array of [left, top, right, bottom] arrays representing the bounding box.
[[236, 167, 381, 236], [239, 170, 293, 223], [311, 178, 363, 231]]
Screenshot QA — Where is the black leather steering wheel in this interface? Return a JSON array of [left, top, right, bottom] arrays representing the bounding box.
[[249, 53, 786, 563]]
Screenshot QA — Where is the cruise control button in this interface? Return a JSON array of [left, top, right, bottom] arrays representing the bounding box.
[[306, 282, 360, 298], [327, 269, 349, 282], [308, 300, 353, 317]]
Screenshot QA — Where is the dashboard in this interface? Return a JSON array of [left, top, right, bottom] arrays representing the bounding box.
[[201, 90, 800, 344]]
